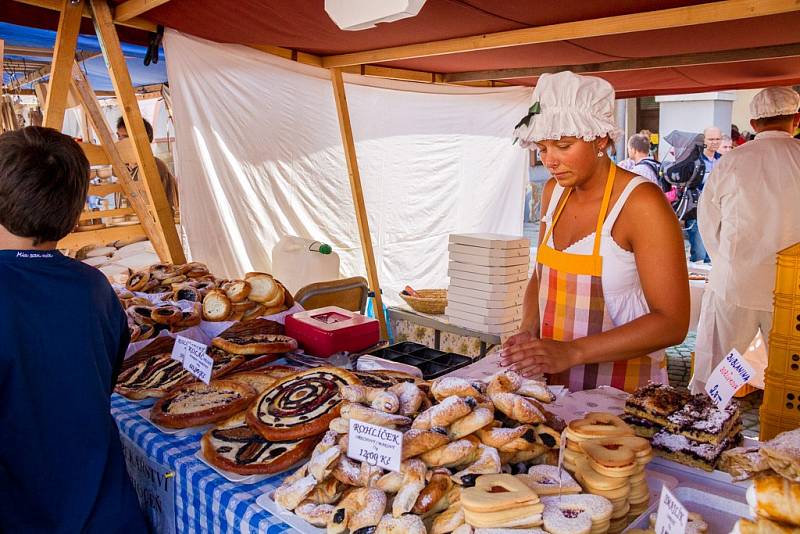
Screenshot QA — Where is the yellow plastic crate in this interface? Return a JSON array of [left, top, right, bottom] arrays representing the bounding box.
[[765, 333, 800, 379], [771, 295, 800, 341], [759, 408, 800, 441], [762, 375, 800, 427], [774, 242, 800, 298]]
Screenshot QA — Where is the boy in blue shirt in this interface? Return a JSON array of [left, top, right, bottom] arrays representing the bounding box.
[[0, 127, 147, 533]]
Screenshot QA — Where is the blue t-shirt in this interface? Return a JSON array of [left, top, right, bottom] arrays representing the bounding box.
[[0, 250, 147, 534]]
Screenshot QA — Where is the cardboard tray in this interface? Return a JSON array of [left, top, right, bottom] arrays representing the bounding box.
[[448, 243, 530, 258], [449, 233, 530, 249], [449, 252, 530, 267], [449, 261, 530, 276]]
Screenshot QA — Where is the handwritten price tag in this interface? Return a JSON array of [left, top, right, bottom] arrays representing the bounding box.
[[705, 349, 754, 408], [654, 486, 688, 534], [171, 335, 213, 384], [347, 419, 403, 472]]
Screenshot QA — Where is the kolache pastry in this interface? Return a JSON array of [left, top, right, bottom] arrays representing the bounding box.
[[247, 366, 359, 441], [149, 380, 257, 429], [200, 411, 318, 475]]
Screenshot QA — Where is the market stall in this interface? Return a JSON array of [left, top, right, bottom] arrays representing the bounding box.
[[5, 1, 800, 534]]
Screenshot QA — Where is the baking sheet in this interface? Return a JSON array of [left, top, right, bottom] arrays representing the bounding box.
[[256, 490, 325, 534], [622, 485, 749, 533]]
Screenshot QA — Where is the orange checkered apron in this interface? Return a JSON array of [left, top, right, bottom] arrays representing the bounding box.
[[537, 165, 664, 393]]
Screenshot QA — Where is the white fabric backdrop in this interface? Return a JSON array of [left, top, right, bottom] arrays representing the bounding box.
[[164, 30, 531, 302]]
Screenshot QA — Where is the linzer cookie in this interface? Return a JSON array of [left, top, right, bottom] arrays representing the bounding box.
[[664, 394, 741, 445], [624, 383, 691, 427], [201, 412, 318, 475], [247, 366, 359, 440]]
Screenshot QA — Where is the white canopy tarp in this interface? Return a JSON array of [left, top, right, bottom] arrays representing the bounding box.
[[164, 30, 531, 301]]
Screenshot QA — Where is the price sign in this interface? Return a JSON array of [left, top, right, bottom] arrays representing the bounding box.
[[171, 335, 213, 384], [654, 486, 688, 534], [705, 349, 754, 408], [347, 418, 403, 472]]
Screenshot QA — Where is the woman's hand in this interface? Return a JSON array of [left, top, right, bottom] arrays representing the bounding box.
[[499, 336, 582, 377]]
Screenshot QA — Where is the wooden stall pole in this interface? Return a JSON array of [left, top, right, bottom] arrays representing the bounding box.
[[329, 68, 388, 339], [70, 61, 171, 257], [89, 0, 186, 264], [43, 0, 83, 130]]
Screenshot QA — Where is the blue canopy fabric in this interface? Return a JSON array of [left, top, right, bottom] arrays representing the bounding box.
[[1, 22, 166, 90]]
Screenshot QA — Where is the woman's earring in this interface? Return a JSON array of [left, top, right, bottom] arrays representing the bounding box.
[[597, 150, 603, 158]]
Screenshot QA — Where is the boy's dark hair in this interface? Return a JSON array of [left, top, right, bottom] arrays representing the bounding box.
[[116, 116, 154, 143], [0, 127, 89, 245]]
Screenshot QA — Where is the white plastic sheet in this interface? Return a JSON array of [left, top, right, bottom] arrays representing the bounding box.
[[164, 30, 531, 302]]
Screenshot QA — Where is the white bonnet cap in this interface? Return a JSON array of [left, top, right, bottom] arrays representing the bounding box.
[[749, 86, 800, 119], [513, 71, 621, 148]]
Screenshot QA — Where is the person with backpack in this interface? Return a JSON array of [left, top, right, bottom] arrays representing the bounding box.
[[619, 133, 660, 184]]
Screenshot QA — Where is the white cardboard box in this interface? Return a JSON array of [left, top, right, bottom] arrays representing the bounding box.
[[447, 292, 524, 309], [450, 233, 530, 250], [448, 284, 525, 302], [446, 302, 522, 321], [449, 261, 530, 276], [449, 316, 520, 335], [448, 243, 530, 258], [449, 252, 530, 268], [447, 308, 521, 325], [446, 268, 528, 284], [449, 278, 527, 294]]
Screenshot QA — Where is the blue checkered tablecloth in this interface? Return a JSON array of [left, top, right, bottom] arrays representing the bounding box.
[[111, 394, 293, 534]]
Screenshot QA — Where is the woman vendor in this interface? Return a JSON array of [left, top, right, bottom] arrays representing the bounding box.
[[500, 71, 689, 393]]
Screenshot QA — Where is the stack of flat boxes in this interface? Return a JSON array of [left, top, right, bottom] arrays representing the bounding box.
[[445, 233, 531, 336]]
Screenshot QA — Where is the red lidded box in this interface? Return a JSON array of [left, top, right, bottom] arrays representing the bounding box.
[[285, 306, 380, 357]]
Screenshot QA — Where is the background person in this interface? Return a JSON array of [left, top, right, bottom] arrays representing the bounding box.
[[690, 87, 800, 393], [116, 116, 179, 214], [505, 71, 689, 393]]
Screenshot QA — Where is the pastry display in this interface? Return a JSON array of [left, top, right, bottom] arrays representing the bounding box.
[[149, 380, 257, 429], [270, 369, 565, 533], [115, 337, 192, 400], [624, 383, 743, 471], [200, 411, 319, 475], [247, 367, 359, 440], [119, 263, 294, 342], [212, 318, 298, 355]]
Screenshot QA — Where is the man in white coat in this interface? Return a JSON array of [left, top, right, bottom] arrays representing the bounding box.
[[689, 86, 800, 394]]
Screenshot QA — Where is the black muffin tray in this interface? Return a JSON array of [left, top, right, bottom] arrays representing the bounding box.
[[369, 342, 471, 379]]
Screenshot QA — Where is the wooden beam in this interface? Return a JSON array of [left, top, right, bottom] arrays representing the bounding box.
[[322, 0, 800, 67], [42, 0, 83, 131], [13, 0, 157, 32], [444, 43, 800, 83], [78, 141, 110, 165], [114, 0, 172, 22], [0, 40, 4, 96], [330, 68, 388, 339], [88, 183, 124, 196], [58, 224, 146, 250], [90, 0, 185, 264], [79, 207, 135, 221]]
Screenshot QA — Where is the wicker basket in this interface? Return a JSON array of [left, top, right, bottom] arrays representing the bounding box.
[[400, 289, 447, 315]]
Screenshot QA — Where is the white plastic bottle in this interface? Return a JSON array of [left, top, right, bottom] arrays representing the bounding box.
[[272, 235, 341, 295]]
